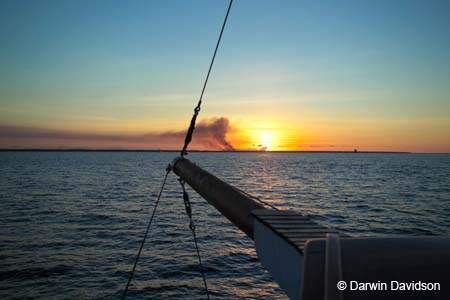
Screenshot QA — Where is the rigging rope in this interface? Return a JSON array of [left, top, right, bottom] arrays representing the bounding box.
[[177, 2, 235, 294], [121, 165, 171, 300], [123, 2, 234, 298], [179, 179, 210, 299], [181, 0, 234, 156]]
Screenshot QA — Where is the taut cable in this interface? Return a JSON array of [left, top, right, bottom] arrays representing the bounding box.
[[181, 0, 234, 156]]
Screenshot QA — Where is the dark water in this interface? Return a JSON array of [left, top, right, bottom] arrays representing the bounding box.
[[1, 152, 449, 299]]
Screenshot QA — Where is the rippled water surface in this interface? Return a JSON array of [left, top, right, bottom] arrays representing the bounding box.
[[1, 151, 449, 299]]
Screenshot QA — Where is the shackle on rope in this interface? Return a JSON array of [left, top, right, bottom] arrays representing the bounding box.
[[180, 0, 233, 157], [181, 106, 200, 157], [179, 178, 196, 231]]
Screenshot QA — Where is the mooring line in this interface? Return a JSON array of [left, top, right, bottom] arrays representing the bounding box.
[[121, 165, 171, 300]]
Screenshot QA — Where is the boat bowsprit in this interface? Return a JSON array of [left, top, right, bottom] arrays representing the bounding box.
[[171, 156, 450, 300]]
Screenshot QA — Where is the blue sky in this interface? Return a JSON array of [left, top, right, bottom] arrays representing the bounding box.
[[1, 0, 449, 151]]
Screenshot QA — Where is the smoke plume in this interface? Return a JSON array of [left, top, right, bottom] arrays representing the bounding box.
[[0, 117, 235, 150]]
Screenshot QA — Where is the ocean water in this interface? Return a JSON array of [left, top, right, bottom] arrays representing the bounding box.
[[1, 151, 449, 300]]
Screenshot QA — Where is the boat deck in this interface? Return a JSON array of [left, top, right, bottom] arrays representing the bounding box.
[[252, 209, 348, 253]]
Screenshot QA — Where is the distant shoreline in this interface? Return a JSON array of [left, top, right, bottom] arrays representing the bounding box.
[[0, 149, 419, 154]]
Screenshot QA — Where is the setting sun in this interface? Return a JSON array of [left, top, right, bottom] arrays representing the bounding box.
[[229, 119, 304, 152], [259, 132, 274, 151]]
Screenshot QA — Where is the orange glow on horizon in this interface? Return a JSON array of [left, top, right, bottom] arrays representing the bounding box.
[[1, 116, 449, 153], [228, 119, 303, 151]]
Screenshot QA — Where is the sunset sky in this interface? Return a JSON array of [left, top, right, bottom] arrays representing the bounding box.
[[1, 0, 449, 152]]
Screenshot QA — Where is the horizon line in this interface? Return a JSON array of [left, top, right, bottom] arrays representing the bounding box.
[[0, 148, 435, 154]]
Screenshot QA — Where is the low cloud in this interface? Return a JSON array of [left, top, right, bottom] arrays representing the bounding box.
[[253, 143, 268, 151], [0, 117, 235, 151]]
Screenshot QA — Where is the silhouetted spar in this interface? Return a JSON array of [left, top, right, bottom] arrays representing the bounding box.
[[171, 157, 450, 300], [172, 156, 264, 238], [171, 157, 345, 299]]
